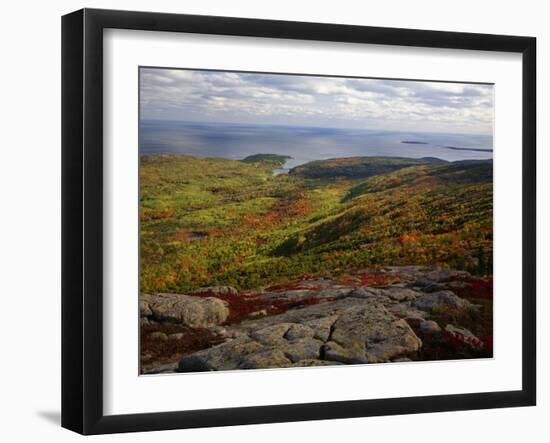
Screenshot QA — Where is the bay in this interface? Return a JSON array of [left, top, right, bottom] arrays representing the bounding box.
[[139, 120, 493, 169]]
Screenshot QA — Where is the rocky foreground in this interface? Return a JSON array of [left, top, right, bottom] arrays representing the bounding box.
[[140, 266, 492, 374]]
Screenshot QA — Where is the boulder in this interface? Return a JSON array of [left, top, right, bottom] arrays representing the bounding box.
[[412, 290, 473, 312], [424, 269, 470, 282], [141, 293, 229, 328], [419, 320, 441, 334], [325, 304, 422, 363], [414, 269, 470, 288], [178, 337, 264, 372], [379, 286, 422, 302], [247, 323, 321, 363], [250, 323, 296, 345], [239, 350, 292, 369]]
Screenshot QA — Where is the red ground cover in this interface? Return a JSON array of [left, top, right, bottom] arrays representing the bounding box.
[[446, 276, 493, 300], [191, 284, 331, 324]]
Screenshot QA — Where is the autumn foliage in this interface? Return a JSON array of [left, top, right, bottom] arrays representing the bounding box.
[[140, 155, 493, 294]]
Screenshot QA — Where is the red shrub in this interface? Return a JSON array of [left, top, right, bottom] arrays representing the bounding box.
[[190, 288, 331, 324], [448, 276, 493, 300], [266, 281, 321, 291]]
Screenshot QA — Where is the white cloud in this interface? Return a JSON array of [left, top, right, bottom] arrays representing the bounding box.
[[139, 68, 493, 134]]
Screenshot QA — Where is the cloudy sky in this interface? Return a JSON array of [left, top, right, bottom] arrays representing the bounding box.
[[140, 68, 494, 134]]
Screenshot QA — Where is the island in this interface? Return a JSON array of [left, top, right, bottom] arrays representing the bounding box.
[[241, 153, 292, 167]]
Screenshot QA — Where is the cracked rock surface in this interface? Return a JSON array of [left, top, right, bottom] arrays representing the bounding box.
[[139, 266, 488, 373], [178, 294, 422, 371]]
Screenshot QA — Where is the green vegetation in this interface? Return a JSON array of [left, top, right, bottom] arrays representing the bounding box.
[[140, 154, 493, 294], [291, 156, 445, 179], [241, 153, 291, 167]]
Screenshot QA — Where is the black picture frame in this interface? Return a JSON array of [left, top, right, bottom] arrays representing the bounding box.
[[61, 8, 537, 435]]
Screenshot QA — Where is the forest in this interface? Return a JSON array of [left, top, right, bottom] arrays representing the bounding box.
[[139, 154, 493, 294]]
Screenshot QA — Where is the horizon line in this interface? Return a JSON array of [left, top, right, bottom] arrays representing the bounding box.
[[139, 117, 494, 138]]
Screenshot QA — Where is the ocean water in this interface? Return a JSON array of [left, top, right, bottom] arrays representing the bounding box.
[[139, 120, 493, 169]]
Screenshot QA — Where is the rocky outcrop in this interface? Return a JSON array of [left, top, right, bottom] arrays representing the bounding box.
[[322, 305, 421, 364], [178, 296, 422, 372], [141, 293, 229, 328], [419, 320, 442, 334], [382, 266, 470, 289], [141, 266, 490, 373], [445, 324, 484, 348], [412, 290, 474, 312]]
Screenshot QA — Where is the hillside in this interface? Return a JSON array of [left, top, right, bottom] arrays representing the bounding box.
[[289, 156, 446, 179], [140, 154, 492, 294]]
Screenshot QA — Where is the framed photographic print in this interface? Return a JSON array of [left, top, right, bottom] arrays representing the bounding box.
[[61, 8, 536, 435]]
